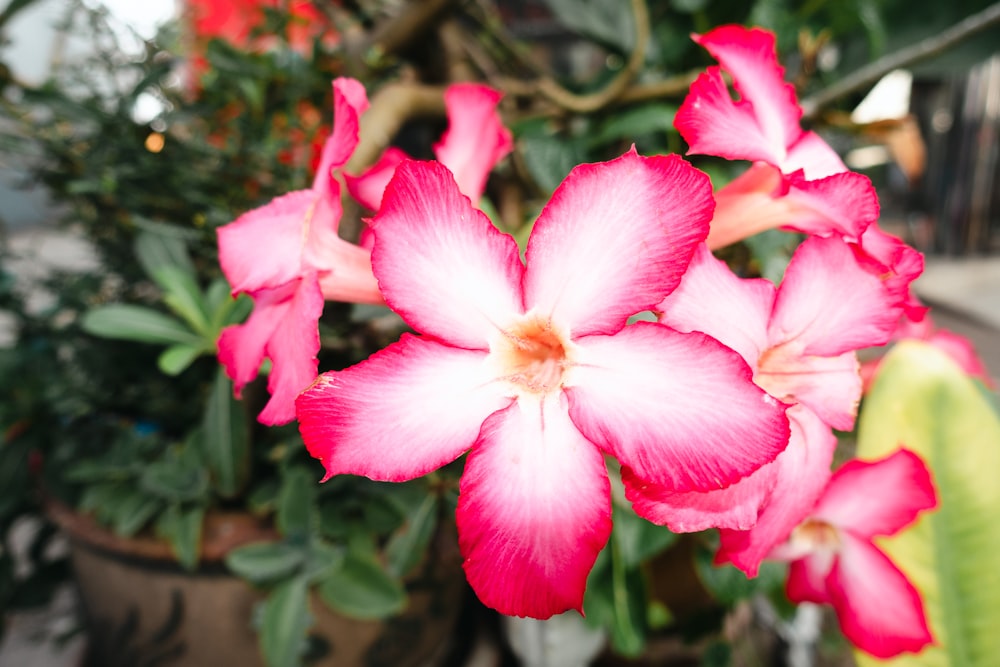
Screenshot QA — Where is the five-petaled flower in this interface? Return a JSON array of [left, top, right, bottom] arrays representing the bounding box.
[[296, 149, 791, 619], [768, 448, 937, 658]]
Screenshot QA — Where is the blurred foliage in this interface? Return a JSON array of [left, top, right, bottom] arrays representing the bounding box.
[[0, 0, 997, 662]]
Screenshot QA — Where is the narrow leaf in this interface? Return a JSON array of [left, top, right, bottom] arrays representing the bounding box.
[[158, 344, 206, 376], [157, 265, 211, 336], [855, 341, 1000, 667], [81, 305, 203, 346], [134, 229, 196, 280], [201, 367, 250, 498], [385, 495, 438, 577], [260, 576, 311, 667], [226, 542, 305, 584]]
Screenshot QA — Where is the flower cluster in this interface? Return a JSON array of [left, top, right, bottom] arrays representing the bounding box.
[[216, 25, 942, 657]]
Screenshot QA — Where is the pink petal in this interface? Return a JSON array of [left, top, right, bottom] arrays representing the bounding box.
[[784, 130, 847, 180], [657, 242, 775, 369], [827, 533, 933, 657], [786, 552, 834, 604], [312, 77, 369, 190], [344, 146, 408, 211], [770, 236, 900, 357], [314, 238, 384, 306], [369, 160, 525, 349], [717, 407, 837, 576], [692, 26, 803, 162], [457, 396, 612, 618], [296, 334, 514, 481], [813, 449, 937, 538], [565, 322, 789, 492], [217, 277, 323, 425], [218, 190, 316, 294], [524, 150, 713, 337], [257, 276, 324, 425], [857, 224, 927, 322], [623, 455, 776, 532], [676, 67, 786, 166], [755, 347, 861, 432], [433, 83, 513, 203]]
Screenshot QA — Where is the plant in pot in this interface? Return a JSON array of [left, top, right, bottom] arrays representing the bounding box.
[[0, 2, 468, 666]]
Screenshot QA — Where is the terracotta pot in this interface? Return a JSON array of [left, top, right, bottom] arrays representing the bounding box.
[[47, 501, 467, 667]]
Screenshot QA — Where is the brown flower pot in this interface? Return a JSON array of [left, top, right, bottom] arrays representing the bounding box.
[[47, 501, 467, 667]]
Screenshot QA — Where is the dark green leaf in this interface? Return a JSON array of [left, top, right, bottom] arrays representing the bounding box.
[[385, 495, 439, 577], [589, 104, 677, 147], [540, 0, 637, 53], [81, 305, 203, 347], [155, 504, 205, 570], [201, 367, 250, 498], [277, 467, 316, 539], [140, 458, 209, 503], [156, 266, 211, 336], [613, 503, 677, 569], [226, 542, 305, 584], [134, 230, 196, 283], [519, 133, 589, 195], [111, 492, 162, 537], [694, 545, 786, 606], [317, 551, 406, 620], [260, 575, 311, 667]]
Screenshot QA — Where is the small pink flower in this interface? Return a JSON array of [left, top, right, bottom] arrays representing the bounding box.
[[296, 150, 790, 618], [217, 78, 383, 425], [345, 83, 513, 213], [625, 238, 900, 556], [769, 449, 937, 658], [676, 26, 879, 249]]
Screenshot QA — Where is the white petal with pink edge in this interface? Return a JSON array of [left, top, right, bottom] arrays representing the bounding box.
[[296, 333, 514, 481], [457, 396, 612, 619], [770, 236, 900, 357], [784, 131, 847, 179], [218, 190, 315, 294], [370, 160, 525, 349], [623, 458, 776, 532], [778, 171, 879, 243], [693, 26, 804, 162], [813, 449, 937, 538], [754, 347, 861, 432], [218, 282, 298, 395], [827, 533, 933, 658], [256, 275, 324, 425], [434, 83, 513, 203], [564, 322, 789, 492], [312, 77, 368, 186], [524, 150, 713, 337], [718, 407, 836, 576], [676, 67, 785, 166], [657, 242, 774, 369]]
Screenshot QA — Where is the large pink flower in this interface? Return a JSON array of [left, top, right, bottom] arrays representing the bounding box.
[[296, 150, 790, 618], [345, 83, 513, 213], [769, 449, 937, 658], [625, 238, 900, 551], [675, 25, 879, 249], [217, 78, 383, 425]]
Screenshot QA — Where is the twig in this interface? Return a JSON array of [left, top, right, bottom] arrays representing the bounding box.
[[499, 0, 652, 114], [801, 1, 1000, 119]]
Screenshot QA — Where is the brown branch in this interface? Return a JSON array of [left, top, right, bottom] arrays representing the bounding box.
[[801, 1, 1000, 119], [499, 0, 652, 114]]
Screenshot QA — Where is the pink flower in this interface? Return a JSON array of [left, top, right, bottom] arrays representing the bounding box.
[[296, 149, 790, 618], [217, 78, 383, 425], [345, 83, 513, 213], [625, 238, 900, 559], [769, 449, 937, 658], [675, 25, 879, 250]]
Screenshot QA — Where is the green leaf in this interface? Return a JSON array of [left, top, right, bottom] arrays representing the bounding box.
[[613, 503, 677, 569], [134, 230, 196, 283], [155, 504, 205, 570], [694, 545, 786, 606], [140, 458, 209, 503], [317, 551, 406, 620], [589, 104, 677, 147], [260, 575, 311, 667], [226, 542, 305, 584], [156, 266, 211, 336], [201, 367, 250, 498], [110, 493, 162, 537], [540, 0, 637, 53], [385, 495, 439, 578], [158, 344, 206, 376], [583, 541, 647, 656], [855, 341, 1000, 667], [81, 305, 203, 347], [519, 133, 589, 195], [277, 467, 316, 540]]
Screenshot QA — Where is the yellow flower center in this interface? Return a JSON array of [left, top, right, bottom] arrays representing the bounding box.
[[790, 518, 841, 551], [490, 315, 575, 397]]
